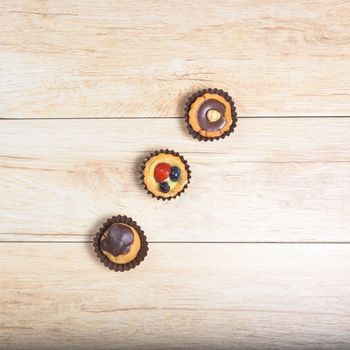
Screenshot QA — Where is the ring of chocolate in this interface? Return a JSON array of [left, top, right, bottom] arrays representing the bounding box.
[[185, 88, 237, 141]]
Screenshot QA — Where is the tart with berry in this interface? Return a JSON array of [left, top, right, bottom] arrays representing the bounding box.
[[141, 149, 191, 200], [93, 215, 148, 272], [185, 88, 237, 141]]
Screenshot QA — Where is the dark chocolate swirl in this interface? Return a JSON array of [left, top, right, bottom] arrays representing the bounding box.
[[100, 223, 134, 256]]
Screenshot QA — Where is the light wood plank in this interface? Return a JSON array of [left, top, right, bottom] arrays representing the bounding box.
[[1, 243, 350, 349], [1, 118, 350, 242], [0, 0, 349, 118]]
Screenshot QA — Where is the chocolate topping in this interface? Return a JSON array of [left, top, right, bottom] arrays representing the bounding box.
[[197, 99, 227, 131], [93, 215, 148, 272], [100, 223, 134, 256], [185, 88, 237, 141]]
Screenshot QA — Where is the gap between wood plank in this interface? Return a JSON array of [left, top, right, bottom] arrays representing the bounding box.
[[1, 116, 350, 120], [1, 241, 350, 244]]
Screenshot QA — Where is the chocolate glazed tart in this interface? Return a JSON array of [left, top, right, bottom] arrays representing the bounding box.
[[93, 215, 148, 272], [185, 88, 238, 141], [140, 149, 191, 201]]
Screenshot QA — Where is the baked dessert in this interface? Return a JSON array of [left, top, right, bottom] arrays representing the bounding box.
[[93, 215, 148, 272], [185, 88, 237, 141], [141, 149, 191, 200]]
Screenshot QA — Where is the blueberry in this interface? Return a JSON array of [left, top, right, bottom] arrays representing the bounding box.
[[170, 166, 181, 182], [159, 181, 170, 193]]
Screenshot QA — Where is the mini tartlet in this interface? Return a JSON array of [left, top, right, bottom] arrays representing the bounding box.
[[93, 215, 148, 272], [141, 149, 191, 200], [185, 88, 237, 141]]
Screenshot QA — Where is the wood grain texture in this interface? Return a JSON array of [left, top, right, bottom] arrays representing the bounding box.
[[1, 1, 349, 348], [1, 243, 350, 350], [1, 118, 350, 242], [1, 0, 350, 118]]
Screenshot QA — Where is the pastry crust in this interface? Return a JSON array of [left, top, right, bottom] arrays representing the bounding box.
[[143, 153, 188, 199], [141, 150, 191, 200], [185, 88, 237, 141], [188, 93, 233, 138], [100, 224, 141, 264], [93, 215, 148, 272]]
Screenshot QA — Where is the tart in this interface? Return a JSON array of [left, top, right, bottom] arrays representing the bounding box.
[[185, 88, 237, 141], [141, 149, 191, 200], [93, 215, 148, 272]]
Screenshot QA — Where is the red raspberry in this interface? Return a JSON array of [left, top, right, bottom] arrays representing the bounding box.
[[154, 162, 171, 183]]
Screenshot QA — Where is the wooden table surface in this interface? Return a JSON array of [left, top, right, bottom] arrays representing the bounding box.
[[1, 1, 350, 349]]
